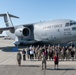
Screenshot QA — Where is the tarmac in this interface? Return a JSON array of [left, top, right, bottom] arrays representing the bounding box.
[[0, 38, 76, 75]]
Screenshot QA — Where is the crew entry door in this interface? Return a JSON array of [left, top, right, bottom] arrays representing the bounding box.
[[51, 29, 61, 43]]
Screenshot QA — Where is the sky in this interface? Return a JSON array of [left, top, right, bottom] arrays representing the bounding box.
[[0, 0, 76, 36]]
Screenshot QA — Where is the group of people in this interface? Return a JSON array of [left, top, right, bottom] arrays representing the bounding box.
[[17, 44, 76, 69]]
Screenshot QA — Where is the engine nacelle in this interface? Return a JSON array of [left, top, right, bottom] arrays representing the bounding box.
[[15, 27, 30, 37]]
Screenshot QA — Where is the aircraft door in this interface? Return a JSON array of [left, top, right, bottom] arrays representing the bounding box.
[[41, 30, 49, 41], [51, 29, 61, 43]]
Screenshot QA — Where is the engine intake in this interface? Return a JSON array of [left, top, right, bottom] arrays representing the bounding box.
[[15, 27, 30, 37], [23, 28, 30, 36]]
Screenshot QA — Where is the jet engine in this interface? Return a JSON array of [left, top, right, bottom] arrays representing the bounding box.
[[15, 27, 30, 37]]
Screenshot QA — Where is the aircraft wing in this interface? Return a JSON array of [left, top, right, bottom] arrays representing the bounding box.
[[0, 26, 14, 34], [23, 23, 33, 25], [0, 23, 33, 34]]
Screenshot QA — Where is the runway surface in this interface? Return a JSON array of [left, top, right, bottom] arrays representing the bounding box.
[[0, 38, 76, 75]]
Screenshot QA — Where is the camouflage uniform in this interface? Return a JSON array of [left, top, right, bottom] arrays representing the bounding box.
[[41, 53, 46, 70], [17, 52, 22, 66], [66, 49, 70, 61], [38, 47, 42, 60], [60, 49, 64, 61]]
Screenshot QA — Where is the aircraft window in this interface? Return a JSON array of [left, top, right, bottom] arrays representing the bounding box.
[[65, 23, 70, 27], [72, 27, 76, 30], [70, 23, 73, 25], [65, 22, 76, 27], [70, 22, 76, 26], [73, 22, 76, 24]]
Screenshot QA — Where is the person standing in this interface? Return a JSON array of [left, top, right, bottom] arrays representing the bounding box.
[[27, 48, 30, 59], [30, 49, 34, 61], [41, 51, 47, 70], [71, 49, 75, 61], [17, 51, 22, 66], [22, 49, 26, 61], [54, 52, 59, 69]]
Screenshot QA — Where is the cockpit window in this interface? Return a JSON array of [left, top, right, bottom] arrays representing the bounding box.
[[65, 22, 76, 27], [65, 23, 70, 27], [70, 22, 76, 26]]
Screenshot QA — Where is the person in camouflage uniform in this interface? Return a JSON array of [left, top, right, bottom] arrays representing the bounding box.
[[38, 47, 42, 61], [17, 51, 22, 66], [41, 51, 47, 70]]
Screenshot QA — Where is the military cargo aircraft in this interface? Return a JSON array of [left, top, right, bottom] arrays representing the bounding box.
[[0, 12, 76, 46]]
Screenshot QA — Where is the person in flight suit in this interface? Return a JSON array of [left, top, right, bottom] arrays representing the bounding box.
[[41, 51, 47, 70], [17, 51, 22, 66]]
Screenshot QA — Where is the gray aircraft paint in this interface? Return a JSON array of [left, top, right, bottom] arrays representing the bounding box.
[[0, 12, 76, 45]]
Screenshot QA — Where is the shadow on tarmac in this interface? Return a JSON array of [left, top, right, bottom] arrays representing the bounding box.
[[0, 46, 14, 52], [0, 46, 25, 52], [19, 65, 76, 70], [20, 65, 40, 67], [46, 68, 76, 70]]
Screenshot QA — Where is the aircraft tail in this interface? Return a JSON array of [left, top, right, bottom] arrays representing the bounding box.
[[0, 12, 19, 27]]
